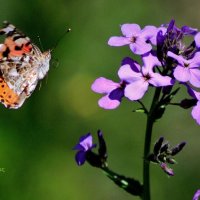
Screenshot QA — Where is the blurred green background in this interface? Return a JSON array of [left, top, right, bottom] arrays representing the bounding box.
[[0, 0, 200, 199]]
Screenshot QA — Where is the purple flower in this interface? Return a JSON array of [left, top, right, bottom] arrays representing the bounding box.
[[167, 51, 200, 87], [108, 24, 158, 55], [74, 130, 107, 167], [97, 130, 107, 160], [91, 77, 126, 109], [193, 189, 200, 200], [192, 101, 200, 125], [73, 133, 96, 166], [184, 85, 200, 125], [188, 89, 200, 125], [118, 53, 174, 100], [160, 163, 174, 176]]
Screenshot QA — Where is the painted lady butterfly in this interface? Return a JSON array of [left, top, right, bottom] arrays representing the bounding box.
[[0, 21, 51, 109]]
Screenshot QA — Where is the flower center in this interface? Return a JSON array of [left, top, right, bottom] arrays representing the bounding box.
[[120, 81, 127, 89], [129, 36, 137, 43], [184, 62, 189, 68], [143, 73, 151, 81]]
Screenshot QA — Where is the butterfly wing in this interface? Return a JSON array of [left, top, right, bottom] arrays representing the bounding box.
[[0, 76, 27, 108], [0, 57, 39, 96], [0, 21, 33, 59]]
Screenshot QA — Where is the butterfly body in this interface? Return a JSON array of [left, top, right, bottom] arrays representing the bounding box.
[[0, 21, 51, 108]]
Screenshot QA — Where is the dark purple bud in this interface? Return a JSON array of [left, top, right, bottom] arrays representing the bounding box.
[[153, 137, 164, 156], [171, 142, 186, 156], [97, 130, 107, 160], [181, 26, 198, 35], [167, 19, 175, 32], [156, 30, 165, 62], [180, 98, 197, 109], [160, 143, 169, 153]]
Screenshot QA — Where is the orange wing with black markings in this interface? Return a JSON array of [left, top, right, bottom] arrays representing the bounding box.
[[0, 21, 33, 59], [0, 77, 21, 108]]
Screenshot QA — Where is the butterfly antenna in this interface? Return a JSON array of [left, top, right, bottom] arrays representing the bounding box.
[[37, 35, 44, 52], [52, 27, 71, 52]]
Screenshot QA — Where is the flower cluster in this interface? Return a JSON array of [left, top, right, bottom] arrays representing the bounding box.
[[91, 20, 200, 125], [148, 137, 186, 176]]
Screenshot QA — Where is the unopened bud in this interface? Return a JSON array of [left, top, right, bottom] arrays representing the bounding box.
[[171, 142, 186, 156]]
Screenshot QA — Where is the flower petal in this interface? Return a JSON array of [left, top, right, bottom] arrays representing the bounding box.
[[118, 64, 141, 82], [79, 134, 93, 150], [160, 163, 174, 176], [124, 79, 149, 100], [167, 51, 186, 66], [181, 26, 198, 35], [109, 87, 124, 101], [174, 66, 190, 82], [190, 69, 200, 87], [189, 52, 200, 67], [121, 57, 140, 72], [142, 52, 161, 68], [140, 25, 158, 45], [130, 38, 152, 55], [75, 151, 86, 166], [193, 189, 200, 200], [98, 95, 121, 109], [195, 32, 200, 48], [184, 84, 200, 100], [149, 73, 174, 87], [91, 77, 119, 94], [121, 24, 141, 37], [73, 144, 85, 151], [108, 36, 130, 46], [192, 101, 200, 125]]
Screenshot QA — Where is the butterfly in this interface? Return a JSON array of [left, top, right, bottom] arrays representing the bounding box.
[[0, 21, 51, 109]]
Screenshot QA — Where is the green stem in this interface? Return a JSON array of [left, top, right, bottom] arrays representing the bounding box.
[[102, 166, 143, 196], [142, 88, 162, 200]]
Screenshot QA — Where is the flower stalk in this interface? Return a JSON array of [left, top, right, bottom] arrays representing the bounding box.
[[142, 87, 162, 200]]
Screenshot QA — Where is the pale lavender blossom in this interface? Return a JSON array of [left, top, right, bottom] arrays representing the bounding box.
[[91, 77, 126, 109], [118, 53, 174, 101], [167, 51, 200, 87], [108, 24, 158, 55]]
